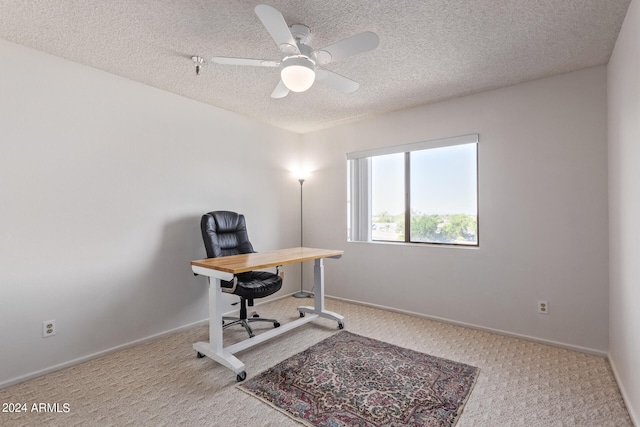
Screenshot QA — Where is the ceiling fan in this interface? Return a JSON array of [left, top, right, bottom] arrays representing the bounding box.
[[210, 4, 379, 98]]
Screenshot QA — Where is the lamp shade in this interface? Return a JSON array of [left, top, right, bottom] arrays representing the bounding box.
[[281, 57, 316, 92]]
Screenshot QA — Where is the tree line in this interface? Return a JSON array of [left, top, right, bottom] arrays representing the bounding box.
[[373, 211, 477, 244]]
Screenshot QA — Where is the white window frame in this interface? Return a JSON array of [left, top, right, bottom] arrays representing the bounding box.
[[347, 133, 479, 245]]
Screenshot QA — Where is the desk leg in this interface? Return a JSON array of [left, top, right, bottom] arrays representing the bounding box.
[[193, 278, 246, 377], [298, 258, 344, 328], [210, 278, 223, 353]]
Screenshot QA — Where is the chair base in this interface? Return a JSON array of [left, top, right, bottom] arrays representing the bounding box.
[[223, 315, 280, 338]]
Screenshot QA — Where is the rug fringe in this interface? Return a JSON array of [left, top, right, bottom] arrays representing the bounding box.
[[236, 383, 316, 427], [450, 367, 480, 426]]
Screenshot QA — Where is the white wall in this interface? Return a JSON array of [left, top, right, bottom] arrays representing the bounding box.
[[608, 0, 640, 423], [302, 66, 609, 353], [0, 40, 301, 387]]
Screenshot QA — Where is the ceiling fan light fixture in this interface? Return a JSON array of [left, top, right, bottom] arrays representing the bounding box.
[[281, 57, 316, 92]]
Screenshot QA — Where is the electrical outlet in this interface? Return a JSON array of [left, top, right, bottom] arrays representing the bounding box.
[[42, 320, 56, 337], [537, 300, 549, 314]]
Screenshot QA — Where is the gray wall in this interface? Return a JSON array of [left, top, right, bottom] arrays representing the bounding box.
[[608, 0, 640, 423], [302, 66, 609, 354], [0, 40, 302, 387]]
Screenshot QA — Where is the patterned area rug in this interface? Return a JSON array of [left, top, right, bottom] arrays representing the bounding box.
[[239, 331, 479, 426]]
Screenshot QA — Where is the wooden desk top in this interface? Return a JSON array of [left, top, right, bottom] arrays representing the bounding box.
[[191, 247, 344, 274]]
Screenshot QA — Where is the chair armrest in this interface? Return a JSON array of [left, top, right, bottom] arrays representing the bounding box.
[[220, 276, 238, 294]]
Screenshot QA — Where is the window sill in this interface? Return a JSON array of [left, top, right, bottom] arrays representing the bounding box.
[[347, 240, 480, 250]]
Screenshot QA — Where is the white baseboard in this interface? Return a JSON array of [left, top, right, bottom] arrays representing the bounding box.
[[0, 291, 301, 390], [2, 292, 610, 391], [327, 295, 608, 357], [608, 355, 639, 427], [0, 319, 208, 390]]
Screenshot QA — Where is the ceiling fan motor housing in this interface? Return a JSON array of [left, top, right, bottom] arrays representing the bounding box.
[[290, 24, 312, 45]]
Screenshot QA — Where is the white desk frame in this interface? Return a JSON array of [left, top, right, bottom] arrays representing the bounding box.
[[191, 248, 343, 379]]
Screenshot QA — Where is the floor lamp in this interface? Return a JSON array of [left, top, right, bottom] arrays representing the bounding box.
[[293, 177, 312, 298]]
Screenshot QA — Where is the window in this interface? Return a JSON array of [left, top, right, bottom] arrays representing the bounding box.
[[348, 134, 478, 246]]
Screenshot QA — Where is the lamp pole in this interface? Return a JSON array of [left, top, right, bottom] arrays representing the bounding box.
[[293, 178, 312, 298]]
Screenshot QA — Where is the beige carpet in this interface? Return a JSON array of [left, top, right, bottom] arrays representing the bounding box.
[[0, 297, 633, 427]]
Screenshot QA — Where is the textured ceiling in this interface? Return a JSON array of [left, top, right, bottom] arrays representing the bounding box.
[[0, 0, 631, 133]]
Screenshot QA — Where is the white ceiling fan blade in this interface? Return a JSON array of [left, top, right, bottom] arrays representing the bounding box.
[[316, 69, 360, 93], [211, 57, 280, 67], [271, 80, 290, 99], [254, 4, 300, 55], [314, 32, 380, 65]]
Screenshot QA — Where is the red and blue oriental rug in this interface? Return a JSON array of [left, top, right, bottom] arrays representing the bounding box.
[[238, 331, 479, 426]]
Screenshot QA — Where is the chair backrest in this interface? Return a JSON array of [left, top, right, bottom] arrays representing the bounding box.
[[201, 211, 255, 258]]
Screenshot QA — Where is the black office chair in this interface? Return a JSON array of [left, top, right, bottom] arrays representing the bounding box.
[[200, 211, 282, 338]]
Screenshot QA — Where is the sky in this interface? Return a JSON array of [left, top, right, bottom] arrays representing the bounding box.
[[371, 143, 477, 216]]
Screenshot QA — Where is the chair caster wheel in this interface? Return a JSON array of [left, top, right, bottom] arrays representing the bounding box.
[[338, 321, 344, 330], [273, 322, 280, 328], [299, 312, 305, 318], [236, 371, 247, 382], [196, 352, 205, 359]]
